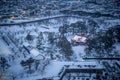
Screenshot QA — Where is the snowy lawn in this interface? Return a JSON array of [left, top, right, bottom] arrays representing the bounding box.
[[72, 45, 86, 61], [0, 38, 12, 56]]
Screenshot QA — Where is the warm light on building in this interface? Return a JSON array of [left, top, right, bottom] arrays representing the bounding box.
[[10, 16, 15, 20]]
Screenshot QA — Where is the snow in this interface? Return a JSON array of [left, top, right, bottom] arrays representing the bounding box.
[[30, 31, 38, 37], [115, 43, 120, 51], [72, 46, 86, 61], [16, 60, 103, 80], [0, 5, 120, 80], [8, 62, 24, 74], [68, 18, 82, 24], [30, 49, 40, 57], [0, 38, 12, 56], [80, 37, 87, 43], [67, 35, 86, 61], [71, 35, 87, 43], [72, 35, 82, 42], [44, 60, 103, 77], [23, 42, 29, 46], [44, 61, 65, 77]]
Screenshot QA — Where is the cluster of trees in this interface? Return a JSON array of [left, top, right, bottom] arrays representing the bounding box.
[[20, 57, 50, 74], [0, 57, 10, 72], [37, 32, 57, 50], [57, 35, 73, 60], [59, 22, 86, 35], [36, 31, 73, 60], [26, 33, 34, 41], [86, 32, 114, 56], [107, 25, 120, 43], [85, 25, 120, 57], [59, 19, 99, 35], [59, 24, 68, 34], [36, 19, 100, 60], [20, 57, 34, 73], [37, 32, 44, 50], [47, 32, 56, 44]]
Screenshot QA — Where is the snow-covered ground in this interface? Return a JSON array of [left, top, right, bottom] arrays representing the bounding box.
[[0, 38, 12, 57], [72, 46, 86, 61], [0, 17, 88, 79], [0, 13, 120, 80], [17, 60, 103, 80], [114, 43, 120, 52]]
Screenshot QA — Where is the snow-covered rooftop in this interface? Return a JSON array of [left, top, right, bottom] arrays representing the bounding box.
[[71, 35, 87, 43]]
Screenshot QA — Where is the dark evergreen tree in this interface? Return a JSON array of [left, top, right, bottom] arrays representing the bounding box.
[[0, 57, 10, 71], [20, 57, 34, 73], [87, 19, 99, 34], [57, 35, 73, 60], [26, 33, 34, 41], [34, 60, 40, 71], [86, 30, 114, 56], [48, 32, 55, 44], [26, 57, 34, 72], [20, 60, 26, 67], [59, 24, 68, 34], [37, 32, 43, 50]]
